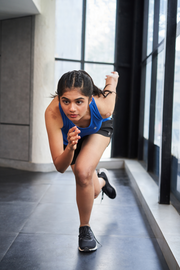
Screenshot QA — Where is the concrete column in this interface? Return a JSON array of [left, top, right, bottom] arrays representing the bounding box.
[[32, 0, 55, 165]]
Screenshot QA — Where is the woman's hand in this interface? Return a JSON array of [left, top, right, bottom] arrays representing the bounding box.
[[67, 126, 81, 151], [105, 71, 119, 87]]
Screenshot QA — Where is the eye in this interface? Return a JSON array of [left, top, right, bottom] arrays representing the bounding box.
[[62, 100, 69, 105], [76, 100, 83, 105]]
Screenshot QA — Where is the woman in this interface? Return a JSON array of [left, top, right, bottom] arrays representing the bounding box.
[[45, 70, 119, 252]]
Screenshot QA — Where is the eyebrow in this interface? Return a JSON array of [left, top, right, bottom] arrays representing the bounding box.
[[61, 97, 85, 101]]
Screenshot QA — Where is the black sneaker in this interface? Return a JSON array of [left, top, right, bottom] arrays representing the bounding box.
[[79, 226, 97, 252], [98, 168, 116, 200]]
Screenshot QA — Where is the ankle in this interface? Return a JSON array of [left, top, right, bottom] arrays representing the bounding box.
[[99, 177, 106, 188], [80, 224, 90, 228]]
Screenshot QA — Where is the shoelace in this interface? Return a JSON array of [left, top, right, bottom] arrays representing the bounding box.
[[101, 190, 104, 202], [79, 227, 92, 239], [91, 232, 102, 247]]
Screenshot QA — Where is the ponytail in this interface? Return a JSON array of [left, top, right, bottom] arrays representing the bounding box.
[[81, 70, 114, 98]]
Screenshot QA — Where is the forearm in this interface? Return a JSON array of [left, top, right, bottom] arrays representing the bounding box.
[[54, 145, 74, 173], [104, 77, 118, 92], [98, 72, 118, 118], [53, 126, 81, 173]]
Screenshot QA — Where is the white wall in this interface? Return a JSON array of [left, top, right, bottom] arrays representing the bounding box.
[[32, 0, 42, 12], [32, 0, 55, 164]]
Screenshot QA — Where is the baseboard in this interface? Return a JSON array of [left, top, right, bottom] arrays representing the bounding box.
[[0, 158, 124, 172]]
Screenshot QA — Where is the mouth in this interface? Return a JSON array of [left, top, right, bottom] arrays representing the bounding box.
[[69, 114, 78, 118]]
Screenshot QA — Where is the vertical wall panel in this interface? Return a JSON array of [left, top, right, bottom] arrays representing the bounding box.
[[0, 125, 29, 161], [0, 16, 33, 161], [1, 17, 31, 125]]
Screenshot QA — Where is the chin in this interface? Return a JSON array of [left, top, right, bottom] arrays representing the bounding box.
[[68, 116, 80, 122]]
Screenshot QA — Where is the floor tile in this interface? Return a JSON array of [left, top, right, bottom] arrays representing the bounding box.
[[95, 235, 169, 270], [91, 203, 154, 238], [94, 184, 141, 206], [50, 171, 75, 185], [0, 167, 27, 177], [0, 202, 37, 232], [0, 233, 169, 270], [21, 203, 79, 234], [0, 171, 54, 184], [0, 183, 49, 202], [0, 233, 17, 261], [40, 184, 76, 204]]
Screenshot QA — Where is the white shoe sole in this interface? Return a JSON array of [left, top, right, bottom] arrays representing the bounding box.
[[79, 245, 97, 252]]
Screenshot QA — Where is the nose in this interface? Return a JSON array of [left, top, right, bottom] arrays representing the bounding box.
[[69, 103, 76, 112]]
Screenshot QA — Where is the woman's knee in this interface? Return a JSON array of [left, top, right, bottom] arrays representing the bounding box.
[[74, 165, 93, 188]]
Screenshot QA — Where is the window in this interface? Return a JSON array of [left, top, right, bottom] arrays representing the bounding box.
[[143, 59, 152, 140], [147, 0, 155, 56], [140, 0, 180, 207], [171, 27, 180, 203], [154, 48, 165, 146], [154, 0, 167, 146], [172, 37, 180, 159], [85, 0, 116, 63], [55, 0, 117, 158], [177, 0, 180, 24], [158, 0, 167, 43], [55, 0, 82, 60], [143, 0, 155, 147]]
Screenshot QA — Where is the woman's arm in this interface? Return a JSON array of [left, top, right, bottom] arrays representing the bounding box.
[[45, 101, 80, 173], [95, 71, 119, 119]]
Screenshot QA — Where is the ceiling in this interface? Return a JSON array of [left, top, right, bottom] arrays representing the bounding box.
[[0, 0, 40, 20]]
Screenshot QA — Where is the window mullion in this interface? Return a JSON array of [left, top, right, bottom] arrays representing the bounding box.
[[81, 0, 87, 70]]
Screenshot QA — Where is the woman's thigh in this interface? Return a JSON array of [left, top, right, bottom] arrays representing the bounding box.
[[75, 133, 110, 171]]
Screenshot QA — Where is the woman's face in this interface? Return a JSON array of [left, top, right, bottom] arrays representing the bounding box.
[[60, 88, 92, 123]]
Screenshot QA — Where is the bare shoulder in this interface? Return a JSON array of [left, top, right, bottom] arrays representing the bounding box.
[[45, 96, 63, 128]]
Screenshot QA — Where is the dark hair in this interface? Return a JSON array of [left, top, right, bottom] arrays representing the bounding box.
[[54, 70, 112, 100]]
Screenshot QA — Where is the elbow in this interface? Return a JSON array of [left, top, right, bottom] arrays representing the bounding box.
[[105, 111, 112, 118], [54, 159, 66, 174], [104, 109, 114, 119], [58, 169, 65, 174], [55, 166, 65, 174]]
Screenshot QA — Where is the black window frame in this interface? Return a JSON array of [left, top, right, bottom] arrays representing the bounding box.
[[139, 0, 178, 205]]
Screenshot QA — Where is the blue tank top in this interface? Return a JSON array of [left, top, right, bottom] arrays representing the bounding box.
[[59, 97, 111, 145]]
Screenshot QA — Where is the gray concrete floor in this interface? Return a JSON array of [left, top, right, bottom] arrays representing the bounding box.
[[0, 167, 169, 270]]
